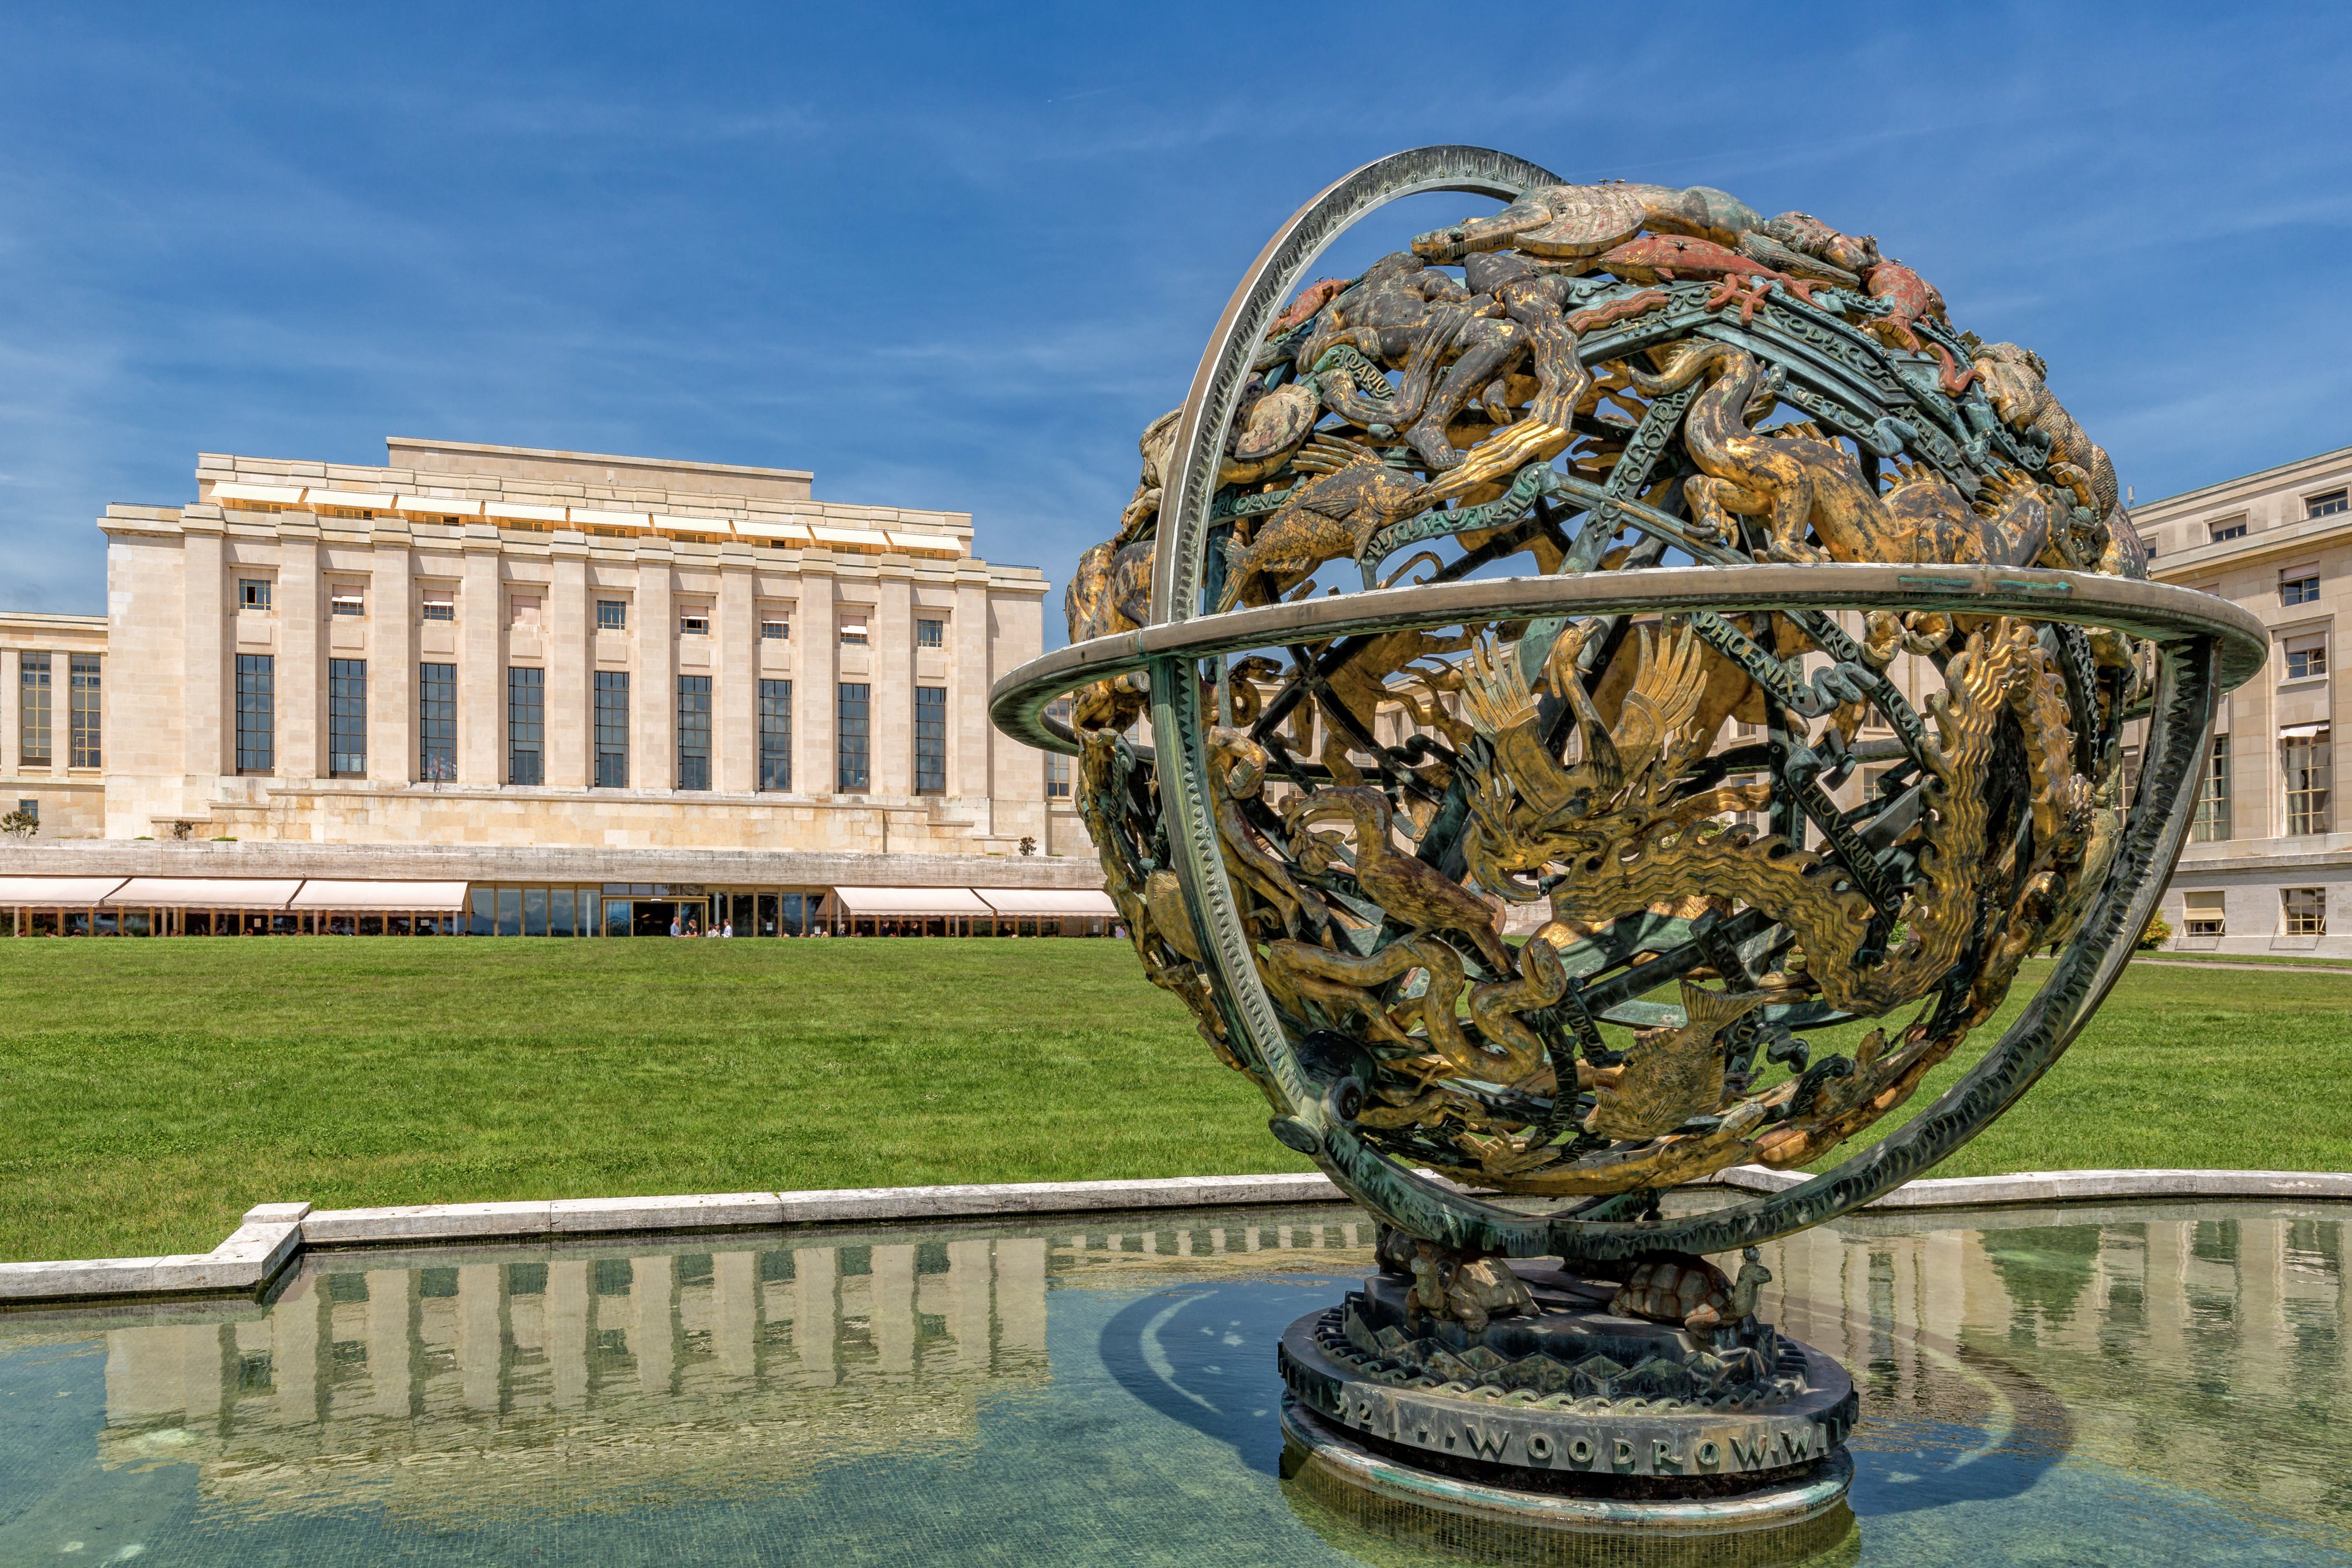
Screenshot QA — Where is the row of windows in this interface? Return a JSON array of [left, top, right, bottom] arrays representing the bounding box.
[[2180, 888, 2329, 939], [238, 579, 948, 647], [230, 656, 943, 793], [2197, 488, 2347, 547], [15, 653, 101, 769]]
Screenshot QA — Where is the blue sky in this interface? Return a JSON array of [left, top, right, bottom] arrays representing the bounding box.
[[2, 2, 2349, 635]]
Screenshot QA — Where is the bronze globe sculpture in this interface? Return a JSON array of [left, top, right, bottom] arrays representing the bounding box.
[[992, 146, 2263, 1547]]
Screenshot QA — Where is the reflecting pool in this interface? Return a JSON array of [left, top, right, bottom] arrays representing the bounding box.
[[0, 1201, 2344, 1564]]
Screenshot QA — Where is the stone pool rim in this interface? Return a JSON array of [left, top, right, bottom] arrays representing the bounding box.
[[3, 1165, 2347, 1307]]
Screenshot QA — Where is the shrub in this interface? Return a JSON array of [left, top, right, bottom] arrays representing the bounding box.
[[2136, 913, 2171, 951]]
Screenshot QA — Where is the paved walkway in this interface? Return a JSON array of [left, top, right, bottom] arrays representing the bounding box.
[[2133, 958, 2352, 977]]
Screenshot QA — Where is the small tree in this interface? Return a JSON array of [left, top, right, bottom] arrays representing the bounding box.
[[0, 809, 36, 839], [1018, 835, 1038, 857]]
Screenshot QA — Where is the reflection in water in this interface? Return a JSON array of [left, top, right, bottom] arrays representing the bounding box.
[[0, 1203, 2342, 1565]]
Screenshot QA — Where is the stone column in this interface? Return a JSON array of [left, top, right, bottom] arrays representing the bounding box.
[[632, 1252, 677, 1397], [874, 571, 914, 798], [794, 1245, 837, 1378], [951, 568, 991, 799], [371, 529, 415, 782], [0, 647, 17, 777], [182, 524, 227, 780], [713, 1250, 757, 1383], [634, 545, 676, 791], [277, 522, 322, 782], [460, 529, 503, 784], [272, 1273, 327, 1430], [993, 1236, 1048, 1375], [717, 553, 756, 793], [549, 541, 590, 788], [873, 1243, 916, 1375], [366, 1268, 415, 1418], [799, 560, 837, 797], [986, 581, 1048, 843], [547, 1259, 590, 1409]]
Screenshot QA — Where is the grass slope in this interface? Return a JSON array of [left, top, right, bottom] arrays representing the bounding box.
[[1, 939, 2346, 1262]]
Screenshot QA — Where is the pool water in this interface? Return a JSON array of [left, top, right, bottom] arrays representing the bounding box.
[[0, 1201, 2343, 1566]]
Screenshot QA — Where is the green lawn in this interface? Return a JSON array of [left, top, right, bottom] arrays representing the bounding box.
[[1, 938, 2347, 1263]]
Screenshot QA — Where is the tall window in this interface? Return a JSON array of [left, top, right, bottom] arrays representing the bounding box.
[[2284, 887, 2327, 937], [420, 663, 457, 781], [1045, 697, 1073, 799], [2191, 735, 2230, 842], [913, 686, 947, 794], [676, 675, 712, 789], [18, 653, 49, 765], [2284, 731, 2330, 836], [68, 655, 99, 768], [916, 617, 944, 648], [508, 667, 544, 785], [236, 654, 275, 773], [837, 683, 870, 791], [595, 671, 629, 787], [328, 659, 366, 777], [759, 679, 791, 791]]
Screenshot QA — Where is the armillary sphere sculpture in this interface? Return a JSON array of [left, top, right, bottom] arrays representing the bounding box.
[[991, 147, 2263, 1547]]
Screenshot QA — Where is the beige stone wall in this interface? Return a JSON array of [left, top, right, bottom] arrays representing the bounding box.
[[0, 609, 111, 838]]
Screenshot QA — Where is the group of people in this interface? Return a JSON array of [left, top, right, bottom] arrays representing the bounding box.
[[667, 914, 733, 938]]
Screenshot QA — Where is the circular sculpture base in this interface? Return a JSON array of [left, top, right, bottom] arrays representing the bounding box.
[[1282, 1398, 1856, 1566], [1275, 1260, 1855, 1559]]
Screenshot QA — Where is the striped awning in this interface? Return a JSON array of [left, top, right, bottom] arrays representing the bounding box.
[[831, 885, 992, 917], [974, 889, 1117, 917]]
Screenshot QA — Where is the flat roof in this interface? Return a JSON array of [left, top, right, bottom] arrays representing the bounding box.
[[385, 437, 814, 483]]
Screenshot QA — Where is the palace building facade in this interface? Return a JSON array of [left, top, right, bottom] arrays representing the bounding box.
[[2133, 440, 2352, 955], [0, 439, 1107, 935]]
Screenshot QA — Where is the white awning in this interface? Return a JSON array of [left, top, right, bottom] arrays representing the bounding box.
[[809, 525, 892, 551], [303, 488, 397, 510], [569, 508, 650, 530], [289, 880, 471, 911], [104, 877, 303, 909], [485, 502, 569, 523], [651, 513, 733, 535], [733, 519, 814, 544], [975, 888, 1117, 917], [396, 496, 481, 516], [886, 530, 963, 556], [2281, 723, 2331, 739], [209, 482, 307, 506], [832, 885, 993, 917], [0, 877, 126, 904]]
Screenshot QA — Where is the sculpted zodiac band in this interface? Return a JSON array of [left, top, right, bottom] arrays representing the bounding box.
[[993, 145, 2264, 1523]]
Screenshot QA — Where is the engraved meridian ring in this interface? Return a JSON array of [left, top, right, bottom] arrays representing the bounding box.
[[991, 146, 2267, 1262]]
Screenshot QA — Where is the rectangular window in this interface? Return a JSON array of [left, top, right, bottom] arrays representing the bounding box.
[[328, 658, 365, 777], [916, 618, 945, 648], [1045, 697, 1072, 798], [18, 652, 49, 765], [679, 608, 710, 636], [759, 678, 791, 791], [68, 654, 98, 768], [2210, 520, 2247, 543], [837, 682, 870, 791], [236, 653, 275, 773], [420, 663, 456, 781], [240, 579, 272, 611], [330, 586, 365, 617], [676, 675, 711, 789], [2191, 735, 2230, 842], [761, 618, 788, 641], [511, 595, 542, 627], [2284, 731, 2331, 835], [2182, 891, 2226, 938], [597, 599, 627, 631], [508, 667, 544, 785], [839, 616, 868, 646], [2282, 570, 2321, 607], [2284, 887, 2327, 937], [914, 686, 947, 794], [421, 587, 455, 621], [595, 671, 629, 787], [2120, 745, 2139, 805], [2308, 490, 2348, 519], [15, 799, 34, 826], [2286, 634, 2328, 681]]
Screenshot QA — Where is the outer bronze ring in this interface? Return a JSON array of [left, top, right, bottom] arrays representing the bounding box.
[[990, 146, 2271, 1262]]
